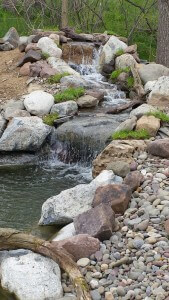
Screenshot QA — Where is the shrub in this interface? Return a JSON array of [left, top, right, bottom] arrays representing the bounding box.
[[112, 129, 150, 140], [43, 113, 59, 126], [54, 87, 85, 103], [47, 73, 70, 84], [146, 110, 169, 122]]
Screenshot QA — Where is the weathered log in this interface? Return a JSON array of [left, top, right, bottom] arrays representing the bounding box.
[[62, 27, 93, 42], [106, 100, 143, 114], [0, 228, 91, 300]]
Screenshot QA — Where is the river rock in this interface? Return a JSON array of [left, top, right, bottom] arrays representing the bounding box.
[[130, 104, 157, 119], [19, 62, 31, 76], [136, 115, 160, 137], [138, 63, 169, 84], [4, 107, 30, 120], [56, 234, 100, 260], [77, 95, 98, 108], [123, 171, 144, 191], [51, 101, 78, 117], [0, 42, 14, 51], [39, 170, 116, 225], [114, 116, 137, 132], [60, 75, 87, 89], [0, 117, 51, 152], [0, 115, 7, 137], [48, 57, 79, 76], [17, 50, 42, 67], [99, 36, 127, 70], [52, 223, 76, 241], [0, 251, 63, 300], [147, 76, 169, 108], [37, 37, 62, 58], [92, 140, 147, 177], [24, 91, 54, 116], [115, 54, 137, 69], [74, 204, 116, 241], [148, 139, 169, 158], [106, 160, 130, 177], [164, 220, 169, 235], [1, 27, 19, 48], [93, 184, 131, 214]]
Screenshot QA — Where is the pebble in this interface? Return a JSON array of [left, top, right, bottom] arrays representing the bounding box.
[[77, 258, 90, 267]]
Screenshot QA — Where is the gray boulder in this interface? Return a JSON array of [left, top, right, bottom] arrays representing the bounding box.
[[0, 251, 63, 300], [39, 170, 116, 225], [138, 63, 169, 84], [1, 27, 19, 48], [130, 104, 157, 119], [4, 107, 30, 120], [48, 57, 80, 76], [114, 116, 137, 132], [0, 117, 51, 152], [0, 115, 7, 137], [0, 42, 14, 51], [37, 37, 62, 58], [60, 75, 88, 89], [24, 91, 54, 116], [51, 101, 78, 117]]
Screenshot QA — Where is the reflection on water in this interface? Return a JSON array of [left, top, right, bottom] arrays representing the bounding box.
[[0, 158, 92, 233]]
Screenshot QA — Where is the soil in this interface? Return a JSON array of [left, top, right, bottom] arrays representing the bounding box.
[[0, 49, 28, 102]]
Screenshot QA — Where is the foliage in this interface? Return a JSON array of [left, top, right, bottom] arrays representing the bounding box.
[[112, 129, 150, 140], [146, 110, 169, 122], [42, 52, 50, 60], [43, 113, 59, 126], [127, 76, 135, 88], [54, 87, 85, 103], [110, 67, 130, 81], [115, 49, 125, 57], [47, 73, 70, 84]]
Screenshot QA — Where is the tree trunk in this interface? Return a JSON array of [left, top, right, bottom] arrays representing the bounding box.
[[156, 0, 169, 67], [0, 228, 91, 300], [61, 0, 68, 28]]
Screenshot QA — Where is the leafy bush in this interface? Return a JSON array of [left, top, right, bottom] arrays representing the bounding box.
[[146, 110, 169, 122], [43, 113, 59, 126], [112, 129, 150, 140], [110, 67, 131, 81], [47, 73, 70, 84], [54, 87, 85, 103]]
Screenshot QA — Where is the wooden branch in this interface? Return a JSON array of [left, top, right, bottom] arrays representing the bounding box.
[[106, 100, 143, 114], [0, 228, 91, 300]]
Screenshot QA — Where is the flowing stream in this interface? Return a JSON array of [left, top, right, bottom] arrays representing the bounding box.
[[0, 45, 128, 236]]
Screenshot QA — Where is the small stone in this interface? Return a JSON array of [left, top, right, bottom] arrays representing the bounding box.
[[132, 238, 144, 249], [116, 286, 126, 296], [90, 279, 99, 289], [77, 258, 90, 267], [90, 290, 101, 300], [105, 292, 114, 300]]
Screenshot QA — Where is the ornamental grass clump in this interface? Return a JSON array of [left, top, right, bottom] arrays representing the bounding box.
[[110, 66, 131, 81], [112, 129, 150, 140], [54, 87, 85, 103], [43, 113, 59, 126], [146, 110, 169, 122], [47, 73, 70, 84]]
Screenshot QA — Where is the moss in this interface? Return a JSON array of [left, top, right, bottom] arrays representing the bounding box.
[[42, 52, 50, 60], [127, 76, 135, 89], [115, 48, 125, 57], [54, 87, 85, 103], [43, 113, 59, 126], [110, 67, 131, 81], [112, 129, 150, 140], [47, 73, 70, 84], [146, 110, 169, 122]]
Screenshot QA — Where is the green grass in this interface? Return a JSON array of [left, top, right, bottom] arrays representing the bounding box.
[[146, 110, 169, 122], [110, 67, 131, 81], [43, 113, 59, 126], [54, 87, 85, 103], [47, 73, 70, 84], [42, 52, 50, 60], [115, 49, 125, 57], [112, 129, 150, 140], [127, 76, 134, 89]]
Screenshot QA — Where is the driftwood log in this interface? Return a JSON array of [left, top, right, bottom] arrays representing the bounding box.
[[0, 228, 91, 300], [106, 100, 143, 114]]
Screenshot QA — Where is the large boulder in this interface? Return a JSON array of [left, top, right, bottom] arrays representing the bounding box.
[[148, 139, 169, 158], [51, 101, 78, 117], [92, 184, 132, 214], [60, 75, 88, 89], [92, 140, 147, 177], [24, 91, 54, 116], [53, 223, 76, 241], [74, 204, 116, 241], [99, 35, 127, 70], [136, 115, 160, 137], [1, 27, 19, 48], [0, 251, 63, 300], [48, 57, 79, 76], [56, 234, 100, 261], [138, 64, 169, 84], [124, 171, 144, 192], [39, 170, 116, 225], [4, 107, 30, 120], [114, 116, 137, 132], [37, 37, 62, 58], [115, 54, 137, 70], [0, 117, 51, 152], [0, 115, 7, 137], [147, 76, 169, 109], [17, 50, 42, 67], [62, 42, 94, 64], [130, 104, 157, 119], [77, 95, 99, 108]]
